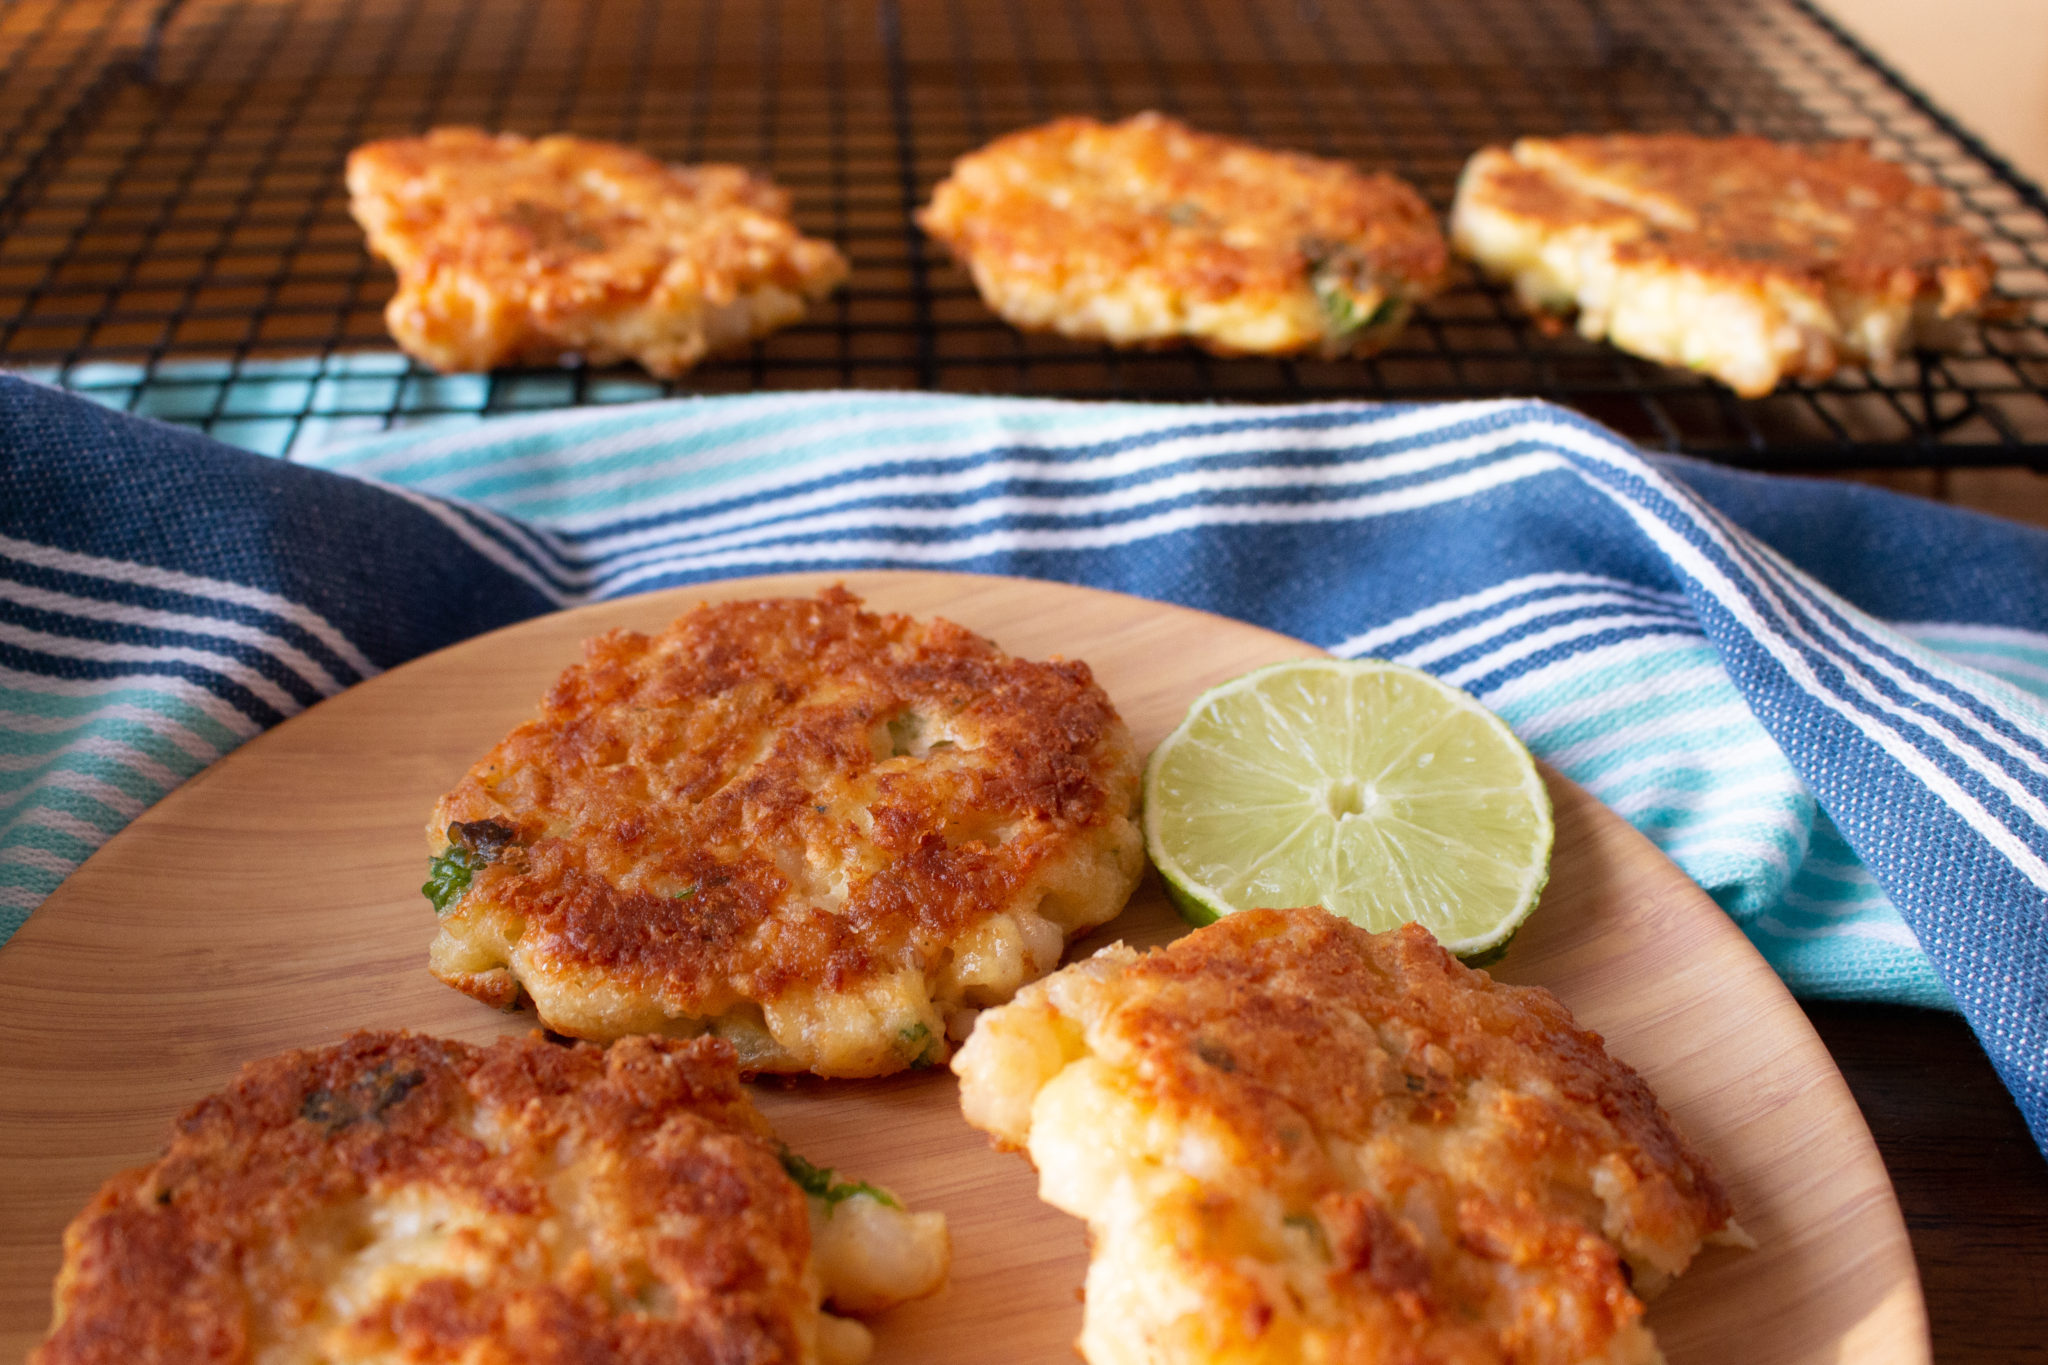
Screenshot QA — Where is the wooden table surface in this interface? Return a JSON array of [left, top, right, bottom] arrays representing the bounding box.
[[1802, 1003, 2048, 1363]]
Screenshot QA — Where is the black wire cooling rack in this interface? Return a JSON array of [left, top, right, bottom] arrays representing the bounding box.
[[3, 0, 2047, 467]]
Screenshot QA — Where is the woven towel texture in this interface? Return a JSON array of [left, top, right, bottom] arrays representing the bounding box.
[[5, 380, 2046, 1150]]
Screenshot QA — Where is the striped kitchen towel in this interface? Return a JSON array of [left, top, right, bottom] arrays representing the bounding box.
[[5, 377, 2048, 1151]]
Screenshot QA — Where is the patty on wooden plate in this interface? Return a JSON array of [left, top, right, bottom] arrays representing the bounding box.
[[348, 127, 847, 376], [426, 588, 1145, 1077], [34, 1030, 946, 1365], [954, 907, 1740, 1365], [1449, 132, 1995, 396], [919, 112, 1447, 358]]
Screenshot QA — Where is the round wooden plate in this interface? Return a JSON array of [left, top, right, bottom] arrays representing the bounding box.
[[0, 571, 1926, 1364]]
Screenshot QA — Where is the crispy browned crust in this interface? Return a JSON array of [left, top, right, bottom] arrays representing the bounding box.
[[1473, 133, 1992, 316], [917, 112, 1447, 357], [33, 1032, 815, 1365], [981, 909, 1734, 1364], [347, 127, 847, 376], [1118, 909, 1730, 1228], [1135, 911, 1729, 1358], [428, 588, 1143, 1074]]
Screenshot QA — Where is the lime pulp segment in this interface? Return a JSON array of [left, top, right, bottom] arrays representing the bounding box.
[[1142, 659, 1553, 956]]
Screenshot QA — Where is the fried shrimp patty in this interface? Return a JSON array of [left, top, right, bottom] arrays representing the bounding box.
[[955, 908, 1738, 1365], [347, 127, 847, 376], [1450, 133, 1995, 396], [918, 112, 1447, 358], [33, 1031, 947, 1365], [427, 588, 1145, 1077]]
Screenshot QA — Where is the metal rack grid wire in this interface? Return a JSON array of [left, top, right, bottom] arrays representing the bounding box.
[[4, 0, 2048, 468]]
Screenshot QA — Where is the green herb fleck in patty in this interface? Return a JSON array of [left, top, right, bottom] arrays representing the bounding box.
[[779, 1148, 901, 1209], [423, 818, 519, 915]]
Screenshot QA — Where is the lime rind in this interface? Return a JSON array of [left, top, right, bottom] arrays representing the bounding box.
[[1158, 875, 1222, 927], [1142, 658, 1554, 959]]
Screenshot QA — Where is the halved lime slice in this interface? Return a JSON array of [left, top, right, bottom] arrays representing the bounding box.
[[1143, 659, 1553, 957]]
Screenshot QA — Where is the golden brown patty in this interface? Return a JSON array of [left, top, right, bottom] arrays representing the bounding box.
[[427, 588, 1145, 1077], [33, 1031, 946, 1365], [347, 127, 847, 376], [1449, 133, 1995, 396], [918, 112, 1447, 358], [954, 908, 1738, 1365]]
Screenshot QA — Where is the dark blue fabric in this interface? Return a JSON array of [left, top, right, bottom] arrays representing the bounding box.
[[0, 383, 555, 670], [1664, 456, 2048, 625]]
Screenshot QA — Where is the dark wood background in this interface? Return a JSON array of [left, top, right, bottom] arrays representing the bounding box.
[[1804, 1003, 2048, 1363]]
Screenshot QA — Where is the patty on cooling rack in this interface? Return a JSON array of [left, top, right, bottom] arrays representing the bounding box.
[[917, 112, 1448, 358], [33, 1031, 947, 1365], [1450, 133, 1997, 397], [346, 127, 847, 377], [424, 588, 1146, 1078], [954, 908, 1742, 1365]]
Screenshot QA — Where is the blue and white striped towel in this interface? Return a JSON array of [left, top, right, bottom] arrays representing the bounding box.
[[5, 377, 2047, 1151]]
